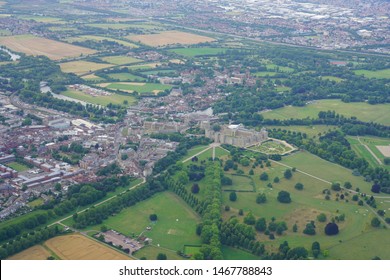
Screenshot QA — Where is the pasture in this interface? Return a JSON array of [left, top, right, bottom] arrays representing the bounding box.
[[82, 74, 106, 82], [0, 35, 96, 60], [129, 31, 215, 47], [61, 90, 137, 106], [44, 234, 131, 260], [266, 125, 338, 139], [266, 64, 294, 73], [321, 76, 344, 82], [101, 55, 142, 65], [170, 47, 227, 57], [134, 245, 185, 260], [100, 82, 172, 94], [354, 69, 390, 79], [107, 73, 146, 82], [59, 60, 113, 75], [7, 245, 51, 260], [18, 16, 65, 23], [262, 99, 390, 126], [222, 246, 261, 260], [254, 71, 278, 77]]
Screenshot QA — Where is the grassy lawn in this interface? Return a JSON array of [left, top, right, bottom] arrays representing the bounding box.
[[101, 82, 172, 94], [82, 74, 106, 82], [133, 245, 185, 260], [66, 35, 138, 48], [266, 64, 294, 73], [280, 151, 376, 194], [61, 90, 137, 106], [354, 69, 390, 79], [60, 60, 113, 75], [182, 145, 209, 160], [141, 70, 176, 76], [275, 86, 291, 92], [5, 161, 30, 171], [266, 125, 338, 139], [170, 47, 227, 57], [100, 56, 142, 65], [222, 246, 261, 260], [107, 73, 146, 82], [79, 192, 202, 251], [27, 198, 45, 208], [222, 174, 255, 192], [262, 99, 390, 126]]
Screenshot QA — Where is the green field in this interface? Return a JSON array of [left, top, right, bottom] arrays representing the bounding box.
[[321, 76, 344, 82], [254, 71, 277, 77], [18, 16, 65, 23], [133, 245, 185, 260], [266, 64, 294, 73], [141, 70, 176, 76], [170, 47, 227, 57], [0, 29, 11, 36], [61, 90, 137, 106], [249, 140, 294, 155], [222, 246, 261, 260], [347, 136, 390, 169], [266, 125, 338, 139], [27, 198, 45, 208], [102, 82, 172, 94], [101, 56, 142, 65], [5, 162, 30, 171], [280, 151, 376, 194], [354, 69, 390, 79], [275, 86, 291, 92], [107, 73, 146, 82], [82, 192, 201, 251], [87, 23, 138, 30], [262, 99, 390, 126], [66, 35, 138, 48], [222, 174, 255, 192]]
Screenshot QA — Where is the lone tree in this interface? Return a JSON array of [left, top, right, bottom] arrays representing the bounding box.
[[273, 176, 280, 183], [317, 213, 327, 223], [371, 217, 381, 228], [260, 172, 269, 181], [344, 182, 352, 189], [284, 169, 292, 179], [255, 217, 267, 232], [312, 241, 321, 258], [277, 191, 291, 203], [149, 214, 158, 222], [191, 183, 200, 194], [229, 191, 237, 202], [371, 183, 381, 193], [294, 183, 304, 190], [331, 182, 341, 191], [324, 222, 339, 235], [256, 193, 267, 204], [156, 253, 167, 260]]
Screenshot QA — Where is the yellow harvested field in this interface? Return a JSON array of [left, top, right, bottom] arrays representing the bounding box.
[[45, 234, 132, 260], [60, 61, 114, 75], [0, 35, 96, 60], [129, 30, 215, 47], [8, 245, 51, 260]]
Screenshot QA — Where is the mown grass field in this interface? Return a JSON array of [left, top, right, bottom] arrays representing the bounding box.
[[130, 31, 215, 47], [222, 246, 261, 260], [262, 99, 390, 126], [354, 69, 390, 79], [170, 47, 227, 57], [134, 245, 185, 260], [60, 60, 113, 75], [80, 192, 202, 252], [254, 71, 277, 77], [100, 82, 172, 94], [222, 174, 254, 192], [100, 55, 142, 65], [82, 74, 106, 82], [0, 35, 96, 60], [5, 161, 30, 171], [61, 90, 137, 106], [108, 73, 146, 82], [27, 198, 45, 208], [266, 64, 294, 73], [44, 234, 131, 260]]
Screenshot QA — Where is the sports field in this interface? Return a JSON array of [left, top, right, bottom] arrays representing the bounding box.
[[44, 234, 131, 260], [354, 69, 390, 79], [262, 99, 390, 126], [99, 82, 172, 94], [129, 31, 215, 47], [84, 192, 202, 251], [0, 35, 96, 60], [60, 60, 113, 75], [170, 47, 227, 57], [62, 90, 137, 106], [7, 245, 51, 260], [101, 55, 142, 65], [5, 161, 30, 171]]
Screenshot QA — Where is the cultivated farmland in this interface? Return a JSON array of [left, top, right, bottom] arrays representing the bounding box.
[[0, 35, 96, 60], [130, 31, 215, 47], [7, 245, 51, 260], [60, 60, 114, 75], [44, 234, 132, 260]]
